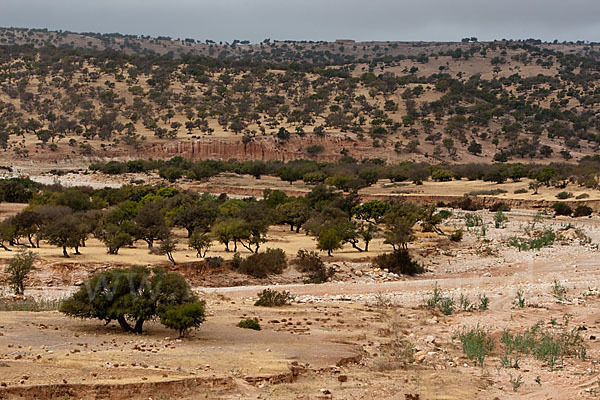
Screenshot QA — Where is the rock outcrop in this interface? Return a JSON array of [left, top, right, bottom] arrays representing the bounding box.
[[142, 134, 387, 162]]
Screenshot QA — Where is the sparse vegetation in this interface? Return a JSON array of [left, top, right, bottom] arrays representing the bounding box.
[[235, 248, 287, 278], [374, 250, 424, 276], [551, 280, 567, 300], [254, 289, 293, 307], [509, 229, 556, 251], [501, 322, 587, 368], [5, 250, 37, 295], [237, 318, 261, 331], [455, 325, 494, 367], [292, 249, 334, 283]]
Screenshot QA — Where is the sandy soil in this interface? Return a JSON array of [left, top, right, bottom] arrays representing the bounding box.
[[1, 207, 600, 398]]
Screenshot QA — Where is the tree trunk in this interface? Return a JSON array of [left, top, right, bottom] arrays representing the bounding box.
[[350, 241, 364, 252], [0, 243, 11, 251], [28, 235, 36, 248], [117, 316, 133, 332], [167, 252, 176, 265], [63, 246, 69, 258], [74, 246, 81, 255], [134, 319, 144, 333]]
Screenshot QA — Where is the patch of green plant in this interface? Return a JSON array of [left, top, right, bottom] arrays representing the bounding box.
[[235, 248, 287, 278], [478, 294, 490, 311], [509, 373, 523, 392], [237, 318, 261, 330], [467, 189, 508, 196], [465, 213, 483, 228], [513, 290, 526, 308], [500, 354, 520, 369], [425, 284, 454, 315], [292, 249, 335, 283], [552, 202, 572, 216], [373, 250, 424, 276], [438, 297, 456, 315], [556, 191, 573, 199], [494, 210, 508, 228], [573, 205, 592, 217], [551, 280, 567, 301], [501, 322, 587, 368], [508, 229, 555, 251], [426, 287, 489, 315], [438, 209, 453, 219], [254, 289, 293, 307], [454, 325, 494, 367], [205, 256, 224, 268], [459, 293, 474, 312], [514, 188, 528, 194], [0, 297, 63, 312], [450, 229, 464, 242]]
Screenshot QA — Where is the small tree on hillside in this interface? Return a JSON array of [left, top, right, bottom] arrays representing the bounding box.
[[5, 250, 37, 295], [188, 230, 212, 258], [60, 266, 202, 334], [158, 235, 178, 265], [317, 227, 343, 256]]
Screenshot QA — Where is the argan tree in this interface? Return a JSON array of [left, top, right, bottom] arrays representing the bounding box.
[[60, 266, 205, 334], [5, 250, 38, 295]]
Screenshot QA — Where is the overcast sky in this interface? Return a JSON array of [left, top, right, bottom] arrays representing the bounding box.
[[2, 0, 599, 43]]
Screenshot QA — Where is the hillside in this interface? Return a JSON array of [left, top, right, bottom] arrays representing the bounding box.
[[1, 28, 600, 164]]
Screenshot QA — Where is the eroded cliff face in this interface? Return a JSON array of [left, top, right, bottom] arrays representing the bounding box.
[[141, 135, 391, 162]]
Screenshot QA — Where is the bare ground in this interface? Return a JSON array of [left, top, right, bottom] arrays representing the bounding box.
[[0, 208, 599, 398]]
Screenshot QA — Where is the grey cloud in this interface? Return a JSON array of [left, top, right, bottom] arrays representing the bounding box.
[[1, 0, 599, 43]]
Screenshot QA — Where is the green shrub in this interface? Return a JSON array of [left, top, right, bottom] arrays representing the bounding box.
[[292, 249, 334, 283], [305, 145, 325, 155], [237, 318, 261, 330], [254, 289, 293, 307], [438, 209, 452, 219], [450, 229, 464, 242], [552, 202, 572, 216], [373, 250, 424, 276], [206, 256, 224, 268], [509, 230, 555, 251], [454, 197, 481, 211], [489, 202, 511, 212], [514, 188, 528, 194], [158, 301, 206, 337], [575, 193, 589, 200], [5, 250, 37, 295], [513, 290, 526, 308], [501, 322, 586, 368], [478, 294, 490, 311], [556, 191, 573, 199], [467, 189, 507, 196], [438, 297, 456, 315], [573, 205, 592, 217], [236, 248, 287, 278], [0, 297, 62, 312], [494, 210, 508, 228], [551, 280, 567, 300], [455, 325, 494, 367], [465, 213, 483, 227]]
